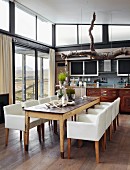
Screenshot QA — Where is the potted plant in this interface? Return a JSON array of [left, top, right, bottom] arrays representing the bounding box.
[[66, 88, 75, 102], [58, 72, 67, 87]]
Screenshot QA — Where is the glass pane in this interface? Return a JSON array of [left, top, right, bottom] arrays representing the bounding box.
[[15, 6, 36, 40], [15, 46, 35, 103], [15, 53, 23, 103], [37, 18, 52, 45], [38, 52, 49, 98], [0, 0, 9, 31], [26, 54, 35, 100], [79, 25, 102, 44], [56, 25, 77, 46], [109, 26, 130, 41]]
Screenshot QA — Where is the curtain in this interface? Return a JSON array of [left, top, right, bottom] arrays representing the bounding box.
[[49, 48, 55, 96], [0, 34, 13, 104]]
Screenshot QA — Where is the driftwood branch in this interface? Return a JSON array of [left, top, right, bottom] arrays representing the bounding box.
[[61, 12, 130, 60], [61, 48, 130, 60], [89, 12, 96, 52]]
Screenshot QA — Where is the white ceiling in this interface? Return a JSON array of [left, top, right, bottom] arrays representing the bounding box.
[[16, 0, 130, 24]]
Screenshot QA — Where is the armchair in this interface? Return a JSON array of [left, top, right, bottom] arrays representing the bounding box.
[[24, 100, 49, 141], [38, 97, 51, 104], [67, 109, 106, 163], [4, 103, 42, 147]]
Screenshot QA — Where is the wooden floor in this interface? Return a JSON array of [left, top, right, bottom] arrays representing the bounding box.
[[0, 114, 130, 170]]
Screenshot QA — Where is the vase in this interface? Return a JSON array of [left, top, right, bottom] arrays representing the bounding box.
[[59, 81, 64, 88], [66, 94, 75, 102]]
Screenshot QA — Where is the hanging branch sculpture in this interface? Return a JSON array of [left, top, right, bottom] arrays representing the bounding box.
[[61, 12, 130, 60], [89, 12, 96, 52]]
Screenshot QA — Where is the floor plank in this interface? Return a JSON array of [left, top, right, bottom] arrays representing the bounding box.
[[0, 114, 130, 170]]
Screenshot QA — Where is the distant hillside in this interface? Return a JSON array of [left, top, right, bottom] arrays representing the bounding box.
[[15, 68, 49, 79], [16, 66, 33, 71]]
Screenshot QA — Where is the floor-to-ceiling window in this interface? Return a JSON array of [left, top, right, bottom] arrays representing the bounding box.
[[15, 46, 35, 102], [0, 0, 9, 31], [26, 51, 35, 100], [38, 52, 49, 98]]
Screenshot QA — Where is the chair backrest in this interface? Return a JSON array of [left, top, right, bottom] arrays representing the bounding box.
[[115, 97, 120, 116], [94, 104, 109, 109], [81, 108, 106, 140], [87, 108, 104, 115], [95, 109, 106, 140], [50, 95, 58, 101], [105, 103, 113, 129], [4, 103, 24, 115], [24, 100, 39, 108], [38, 97, 51, 104], [111, 99, 117, 121]]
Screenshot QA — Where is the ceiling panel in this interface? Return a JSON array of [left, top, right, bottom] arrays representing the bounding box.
[[16, 0, 130, 24]]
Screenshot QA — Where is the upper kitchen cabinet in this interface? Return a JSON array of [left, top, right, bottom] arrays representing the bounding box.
[[69, 60, 98, 77]]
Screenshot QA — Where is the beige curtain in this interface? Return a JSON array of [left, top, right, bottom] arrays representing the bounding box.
[[0, 34, 13, 104], [49, 48, 55, 96]]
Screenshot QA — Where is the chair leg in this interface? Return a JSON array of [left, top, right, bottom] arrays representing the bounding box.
[[109, 124, 112, 141], [102, 131, 106, 151], [104, 131, 107, 149], [49, 120, 53, 126], [117, 115, 119, 126], [20, 130, 22, 141], [64, 119, 67, 127], [37, 125, 41, 143], [95, 141, 100, 163], [74, 115, 76, 121], [113, 119, 116, 132], [53, 120, 57, 134], [5, 128, 9, 146], [78, 139, 83, 148], [41, 123, 44, 142], [49, 121, 50, 126], [68, 138, 71, 159], [24, 131, 26, 149]]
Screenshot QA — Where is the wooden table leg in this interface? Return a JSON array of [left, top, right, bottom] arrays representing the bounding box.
[[59, 119, 64, 159], [25, 112, 30, 151]]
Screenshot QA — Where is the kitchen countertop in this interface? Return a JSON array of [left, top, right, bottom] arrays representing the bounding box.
[[69, 86, 130, 89]]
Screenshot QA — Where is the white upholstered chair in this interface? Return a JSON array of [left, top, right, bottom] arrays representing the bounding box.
[[24, 100, 49, 141], [38, 97, 51, 104], [115, 97, 120, 126], [93, 98, 120, 138], [23, 100, 39, 108], [38, 97, 54, 127], [94, 104, 113, 140], [50, 95, 58, 101], [111, 97, 120, 131], [4, 103, 42, 147], [50, 95, 59, 129], [67, 109, 106, 163]]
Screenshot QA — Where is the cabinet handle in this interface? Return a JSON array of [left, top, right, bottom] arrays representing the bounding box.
[[102, 94, 107, 96]]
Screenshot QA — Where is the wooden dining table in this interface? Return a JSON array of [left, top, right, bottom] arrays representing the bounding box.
[[24, 96, 100, 158]]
